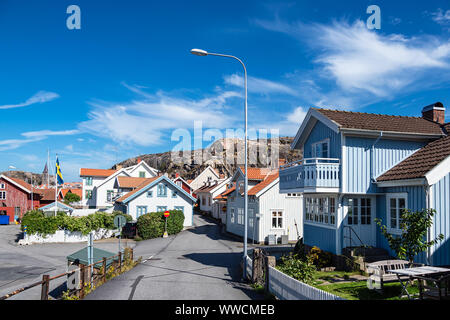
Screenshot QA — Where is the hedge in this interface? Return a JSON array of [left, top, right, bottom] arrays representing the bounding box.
[[20, 210, 121, 236], [137, 210, 185, 240]]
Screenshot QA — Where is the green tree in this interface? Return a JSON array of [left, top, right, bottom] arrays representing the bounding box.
[[64, 192, 81, 204], [375, 208, 444, 264]]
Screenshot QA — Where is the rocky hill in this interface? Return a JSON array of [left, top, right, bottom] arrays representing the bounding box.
[[0, 171, 53, 186], [112, 137, 302, 180]]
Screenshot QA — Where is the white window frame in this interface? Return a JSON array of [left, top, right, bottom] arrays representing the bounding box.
[[237, 208, 244, 225], [304, 195, 337, 228], [0, 183, 5, 189], [136, 206, 147, 218], [174, 206, 184, 213], [271, 209, 284, 230], [312, 138, 330, 158], [230, 208, 235, 223], [0, 191, 6, 200], [248, 208, 254, 228], [85, 177, 93, 186], [157, 206, 168, 212], [386, 193, 408, 234]]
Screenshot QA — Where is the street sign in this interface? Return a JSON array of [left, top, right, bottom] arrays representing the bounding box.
[[164, 210, 170, 218], [114, 215, 127, 229]]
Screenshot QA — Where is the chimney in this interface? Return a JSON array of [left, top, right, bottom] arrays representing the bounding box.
[[137, 157, 142, 164], [116, 165, 123, 170], [175, 173, 180, 178], [422, 102, 446, 125]]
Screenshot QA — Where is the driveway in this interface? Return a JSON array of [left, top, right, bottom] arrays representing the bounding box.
[[0, 224, 135, 300], [85, 214, 262, 300]]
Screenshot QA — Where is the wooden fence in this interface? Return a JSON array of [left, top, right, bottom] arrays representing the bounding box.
[[0, 248, 134, 300]]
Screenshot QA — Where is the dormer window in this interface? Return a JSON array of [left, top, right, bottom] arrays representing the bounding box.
[[139, 171, 146, 178], [312, 139, 329, 158]]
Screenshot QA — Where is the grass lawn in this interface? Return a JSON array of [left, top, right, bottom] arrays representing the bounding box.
[[315, 281, 420, 300], [312, 270, 362, 285]]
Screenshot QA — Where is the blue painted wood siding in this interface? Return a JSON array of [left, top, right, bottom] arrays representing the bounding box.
[[304, 224, 336, 254], [303, 121, 341, 159], [376, 186, 428, 263], [431, 173, 450, 266], [345, 137, 425, 193]]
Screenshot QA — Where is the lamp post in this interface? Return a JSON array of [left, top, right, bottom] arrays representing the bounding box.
[[190, 48, 249, 280]]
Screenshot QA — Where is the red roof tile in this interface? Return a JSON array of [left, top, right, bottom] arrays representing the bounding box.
[[315, 108, 444, 136], [117, 176, 148, 189], [80, 168, 117, 177], [248, 172, 279, 196], [9, 177, 32, 192], [116, 177, 159, 203], [377, 135, 450, 181]]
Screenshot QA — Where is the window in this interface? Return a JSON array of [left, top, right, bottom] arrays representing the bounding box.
[[107, 190, 114, 202], [312, 139, 329, 158], [208, 196, 211, 206], [238, 181, 244, 194], [174, 206, 184, 213], [271, 210, 283, 229], [157, 184, 167, 197], [0, 191, 6, 200], [249, 209, 254, 228], [387, 195, 407, 231], [177, 181, 182, 187], [157, 206, 167, 212], [85, 177, 93, 186], [230, 208, 235, 223], [85, 190, 92, 200], [348, 198, 358, 225], [305, 196, 336, 226], [172, 190, 177, 198], [287, 193, 301, 197], [139, 171, 146, 178], [0, 183, 5, 189], [136, 206, 147, 218], [360, 198, 372, 225], [237, 208, 244, 225], [147, 190, 153, 198], [202, 196, 206, 206]]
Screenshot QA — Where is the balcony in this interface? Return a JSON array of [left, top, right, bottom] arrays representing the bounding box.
[[279, 158, 340, 193]]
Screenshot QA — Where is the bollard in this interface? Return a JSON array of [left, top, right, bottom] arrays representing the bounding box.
[[80, 264, 86, 299], [118, 252, 122, 272]]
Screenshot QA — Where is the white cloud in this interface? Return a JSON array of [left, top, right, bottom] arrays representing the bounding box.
[[431, 9, 450, 25], [254, 18, 450, 99], [0, 129, 79, 151], [252, 106, 309, 136], [78, 84, 240, 147], [0, 91, 59, 110], [224, 74, 298, 96], [21, 129, 80, 139]]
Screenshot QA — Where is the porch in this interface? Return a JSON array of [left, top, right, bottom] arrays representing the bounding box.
[[279, 158, 340, 193]]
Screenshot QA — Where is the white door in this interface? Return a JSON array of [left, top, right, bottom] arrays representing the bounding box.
[[344, 197, 375, 247]]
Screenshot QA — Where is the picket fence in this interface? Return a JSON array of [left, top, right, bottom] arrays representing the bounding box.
[[267, 266, 345, 300]]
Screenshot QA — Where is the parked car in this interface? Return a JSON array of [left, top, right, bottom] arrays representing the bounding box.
[[122, 222, 137, 239]]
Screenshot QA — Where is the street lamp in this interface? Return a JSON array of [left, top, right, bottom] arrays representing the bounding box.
[[190, 48, 249, 280]]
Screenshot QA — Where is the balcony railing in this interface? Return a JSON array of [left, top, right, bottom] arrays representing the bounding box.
[[279, 158, 340, 191]]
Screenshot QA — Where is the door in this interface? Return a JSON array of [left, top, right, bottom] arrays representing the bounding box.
[[344, 197, 375, 247]]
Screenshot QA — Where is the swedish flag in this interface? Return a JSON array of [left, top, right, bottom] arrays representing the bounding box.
[[56, 157, 64, 185]]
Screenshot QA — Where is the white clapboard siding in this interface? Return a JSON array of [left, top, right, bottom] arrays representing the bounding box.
[[268, 266, 345, 300]]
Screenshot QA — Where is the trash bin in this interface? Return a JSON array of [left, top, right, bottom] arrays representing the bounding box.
[[268, 234, 276, 245], [122, 222, 137, 239]]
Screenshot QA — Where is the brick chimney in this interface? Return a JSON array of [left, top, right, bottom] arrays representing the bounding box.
[[137, 157, 142, 164], [422, 102, 446, 124], [175, 173, 180, 178]]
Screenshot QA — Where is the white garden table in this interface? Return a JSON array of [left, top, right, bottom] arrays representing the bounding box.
[[388, 266, 450, 300]]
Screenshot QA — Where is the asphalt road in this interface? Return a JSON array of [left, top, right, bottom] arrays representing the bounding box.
[[85, 214, 262, 300], [0, 224, 136, 300], [0, 214, 261, 300]]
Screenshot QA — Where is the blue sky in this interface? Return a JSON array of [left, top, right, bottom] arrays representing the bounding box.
[[0, 0, 449, 182]]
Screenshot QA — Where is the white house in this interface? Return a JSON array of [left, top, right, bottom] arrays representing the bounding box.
[[195, 177, 230, 216], [114, 175, 196, 227], [189, 166, 224, 193], [80, 160, 159, 210], [226, 167, 303, 244]]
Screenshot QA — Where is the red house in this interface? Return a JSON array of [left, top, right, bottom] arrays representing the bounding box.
[[0, 175, 40, 223], [173, 174, 195, 198]]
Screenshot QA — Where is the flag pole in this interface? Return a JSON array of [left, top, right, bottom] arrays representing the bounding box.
[[55, 154, 58, 217]]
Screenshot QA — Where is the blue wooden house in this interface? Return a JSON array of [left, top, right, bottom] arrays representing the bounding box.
[[280, 102, 450, 265]]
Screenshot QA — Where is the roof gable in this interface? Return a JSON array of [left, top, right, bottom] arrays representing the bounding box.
[[0, 175, 31, 193], [117, 175, 196, 204], [80, 168, 117, 177]]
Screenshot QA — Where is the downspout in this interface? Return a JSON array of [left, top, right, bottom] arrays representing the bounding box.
[[370, 131, 383, 183], [425, 183, 432, 265]]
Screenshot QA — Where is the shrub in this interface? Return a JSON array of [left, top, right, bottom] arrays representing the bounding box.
[[21, 210, 118, 236], [137, 212, 164, 239], [137, 210, 185, 240], [307, 246, 333, 270], [277, 254, 316, 284]]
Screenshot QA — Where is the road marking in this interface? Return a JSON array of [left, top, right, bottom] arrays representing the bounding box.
[[142, 255, 154, 263]]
